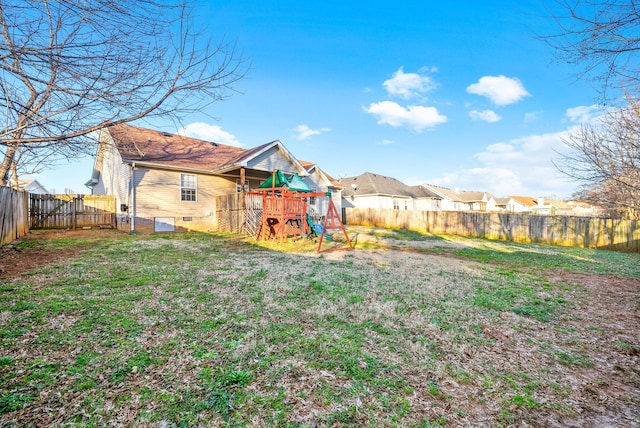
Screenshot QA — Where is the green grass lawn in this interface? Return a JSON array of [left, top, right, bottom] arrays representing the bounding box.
[[0, 228, 638, 427]]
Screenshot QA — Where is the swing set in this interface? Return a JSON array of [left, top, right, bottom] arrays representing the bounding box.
[[249, 170, 353, 252]]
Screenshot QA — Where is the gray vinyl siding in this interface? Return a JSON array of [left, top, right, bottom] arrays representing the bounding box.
[[94, 138, 130, 212], [247, 146, 296, 173], [302, 170, 328, 215], [133, 168, 235, 219]]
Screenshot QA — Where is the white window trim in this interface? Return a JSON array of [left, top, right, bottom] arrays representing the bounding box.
[[180, 173, 197, 202]]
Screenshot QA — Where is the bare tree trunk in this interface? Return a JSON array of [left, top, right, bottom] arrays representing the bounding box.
[[0, 0, 246, 183], [0, 143, 17, 187]]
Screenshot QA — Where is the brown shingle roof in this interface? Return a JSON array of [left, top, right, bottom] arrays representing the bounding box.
[[509, 196, 538, 207], [458, 191, 491, 202], [108, 123, 248, 171]]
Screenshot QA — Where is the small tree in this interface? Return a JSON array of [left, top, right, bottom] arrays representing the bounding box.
[[0, 0, 247, 187]]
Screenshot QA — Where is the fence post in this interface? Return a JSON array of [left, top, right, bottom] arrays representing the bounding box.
[[344, 207, 639, 253]]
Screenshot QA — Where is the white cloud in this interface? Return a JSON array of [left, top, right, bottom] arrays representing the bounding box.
[[364, 101, 447, 132], [383, 67, 434, 99], [469, 109, 502, 122], [425, 128, 579, 197], [430, 168, 524, 196], [292, 124, 331, 141], [178, 122, 242, 147], [466, 75, 530, 106], [380, 139, 395, 145], [565, 104, 600, 123]]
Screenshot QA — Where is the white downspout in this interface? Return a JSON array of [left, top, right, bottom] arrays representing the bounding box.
[[130, 162, 136, 234]]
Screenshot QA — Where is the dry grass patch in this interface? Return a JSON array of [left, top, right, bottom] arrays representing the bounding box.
[[0, 227, 638, 427]]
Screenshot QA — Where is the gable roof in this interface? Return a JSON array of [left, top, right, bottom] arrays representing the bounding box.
[[409, 185, 441, 199], [509, 196, 538, 207], [342, 172, 416, 198], [299, 160, 343, 188], [105, 123, 307, 175], [108, 123, 246, 171], [458, 191, 495, 203], [421, 184, 465, 202], [493, 197, 512, 206]]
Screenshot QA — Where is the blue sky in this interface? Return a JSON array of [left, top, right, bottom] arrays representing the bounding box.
[[33, 0, 601, 198]]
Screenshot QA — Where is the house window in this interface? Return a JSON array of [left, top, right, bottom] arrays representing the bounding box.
[[309, 187, 317, 205], [393, 199, 399, 210], [180, 174, 197, 201], [236, 179, 249, 193]]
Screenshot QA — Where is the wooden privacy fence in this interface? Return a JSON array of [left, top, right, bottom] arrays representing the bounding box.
[[346, 208, 640, 252], [0, 187, 29, 246], [29, 194, 116, 230]]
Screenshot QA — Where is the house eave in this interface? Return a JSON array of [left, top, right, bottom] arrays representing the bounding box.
[[120, 159, 211, 175]]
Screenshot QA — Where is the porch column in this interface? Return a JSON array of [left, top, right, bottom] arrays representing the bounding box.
[[240, 167, 246, 209]]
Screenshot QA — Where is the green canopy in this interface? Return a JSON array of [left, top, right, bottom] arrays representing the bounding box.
[[258, 171, 312, 192], [286, 173, 312, 192], [258, 170, 289, 189]]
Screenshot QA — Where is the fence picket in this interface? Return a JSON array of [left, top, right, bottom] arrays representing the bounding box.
[[345, 208, 640, 252], [28, 194, 116, 230], [0, 187, 29, 246]]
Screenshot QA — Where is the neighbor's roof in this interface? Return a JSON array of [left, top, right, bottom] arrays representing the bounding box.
[[421, 184, 465, 202], [509, 196, 538, 207], [342, 172, 415, 198], [409, 185, 441, 199], [542, 199, 573, 209], [458, 191, 494, 203], [493, 197, 512, 205]]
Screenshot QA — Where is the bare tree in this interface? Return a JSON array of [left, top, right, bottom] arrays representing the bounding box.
[[544, 0, 640, 100], [546, 1, 640, 217], [560, 98, 640, 218], [0, 0, 247, 187]]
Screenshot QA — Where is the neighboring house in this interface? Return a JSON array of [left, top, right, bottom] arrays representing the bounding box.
[[566, 200, 604, 217], [458, 190, 495, 212], [508, 196, 538, 213], [491, 197, 514, 212], [18, 179, 49, 194], [409, 185, 442, 211], [341, 172, 418, 210], [299, 160, 344, 220], [531, 198, 574, 216], [490, 196, 531, 213], [339, 173, 603, 217], [419, 184, 470, 211], [85, 123, 340, 233], [343, 178, 498, 212]]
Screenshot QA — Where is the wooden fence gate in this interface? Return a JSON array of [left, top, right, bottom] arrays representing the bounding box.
[[29, 194, 116, 230]]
